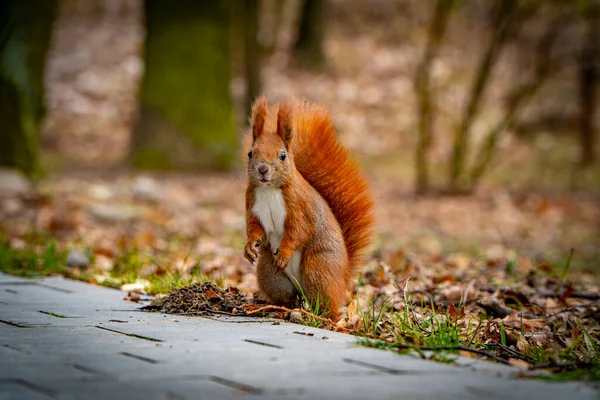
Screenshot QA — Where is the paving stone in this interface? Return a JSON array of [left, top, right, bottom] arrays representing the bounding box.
[[0, 380, 57, 400], [234, 372, 599, 400], [48, 379, 241, 400], [0, 272, 598, 400]]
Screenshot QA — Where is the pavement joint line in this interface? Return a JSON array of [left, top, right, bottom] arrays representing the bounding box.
[[36, 283, 74, 294], [38, 310, 69, 318], [0, 281, 74, 293], [0, 319, 28, 328], [342, 357, 421, 375], [119, 351, 159, 364], [94, 325, 164, 342], [0, 281, 39, 286], [6, 378, 57, 399], [209, 376, 264, 395], [243, 339, 284, 349], [1, 344, 31, 354], [71, 363, 105, 376]]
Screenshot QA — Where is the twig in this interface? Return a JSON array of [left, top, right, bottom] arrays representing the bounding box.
[[487, 343, 535, 362], [396, 343, 511, 365], [246, 305, 353, 333], [537, 291, 600, 300], [460, 280, 476, 308], [418, 299, 478, 308], [528, 360, 593, 371], [477, 299, 542, 319], [545, 304, 598, 319], [401, 277, 431, 336], [178, 309, 248, 317], [412, 314, 431, 337], [245, 305, 293, 315]]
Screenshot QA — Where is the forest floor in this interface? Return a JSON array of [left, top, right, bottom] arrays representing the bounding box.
[[1, 166, 598, 381]]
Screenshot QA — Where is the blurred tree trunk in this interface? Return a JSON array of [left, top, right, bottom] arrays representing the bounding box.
[[293, 0, 325, 68], [467, 13, 563, 190], [578, 1, 599, 167], [448, 0, 517, 193], [243, 0, 261, 118], [132, 0, 237, 171], [261, 0, 285, 56], [0, 0, 56, 177], [414, 0, 455, 195]]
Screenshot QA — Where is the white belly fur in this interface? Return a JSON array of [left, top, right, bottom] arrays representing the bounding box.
[[252, 187, 302, 291]]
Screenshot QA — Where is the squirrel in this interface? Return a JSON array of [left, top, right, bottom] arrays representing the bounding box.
[[243, 97, 374, 321]]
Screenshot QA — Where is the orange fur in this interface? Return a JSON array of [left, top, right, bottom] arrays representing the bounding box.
[[289, 101, 375, 277], [244, 97, 374, 320]]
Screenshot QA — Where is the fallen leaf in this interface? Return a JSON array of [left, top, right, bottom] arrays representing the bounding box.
[[124, 292, 141, 302], [508, 358, 531, 369], [503, 312, 546, 332]]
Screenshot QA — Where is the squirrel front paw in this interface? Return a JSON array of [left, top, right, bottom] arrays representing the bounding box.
[[273, 248, 289, 273], [244, 239, 262, 264]]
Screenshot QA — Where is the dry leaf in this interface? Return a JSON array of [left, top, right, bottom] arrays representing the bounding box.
[[508, 358, 531, 369]]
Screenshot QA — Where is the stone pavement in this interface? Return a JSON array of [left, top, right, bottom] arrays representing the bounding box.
[[0, 272, 597, 400]]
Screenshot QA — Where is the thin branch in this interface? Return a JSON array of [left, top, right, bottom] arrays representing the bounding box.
[[528, 360, 594, 371], [246, 305, 353, 333], [477, 299, 543, 319], [178, 309, 247, 317], [537, 291, 600, 300], [468, 11, 567, 188], [545, 304, 598, 319], [487, 343, 535, 362], [449, 0, 520, 190], [396, 343, 511, 365]]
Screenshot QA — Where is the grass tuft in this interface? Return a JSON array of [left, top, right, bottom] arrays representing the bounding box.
[[0, 240, 66, 277]]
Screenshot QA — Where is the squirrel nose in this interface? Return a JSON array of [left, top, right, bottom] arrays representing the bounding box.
[[257, 164, 269, 175]]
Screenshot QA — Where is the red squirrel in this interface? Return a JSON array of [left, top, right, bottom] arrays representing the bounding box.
[[244, 97, 374, 320]]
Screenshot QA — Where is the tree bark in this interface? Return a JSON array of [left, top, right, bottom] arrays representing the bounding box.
[[244, 0, 261, 119], [414, 0, 455, 194], [0, 0, 56, 177], [294, 0, 326, 68], [131, 0, 237, 171], [578, 1, 599, 167]]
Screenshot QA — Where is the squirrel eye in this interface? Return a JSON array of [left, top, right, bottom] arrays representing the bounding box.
[[279, 151, 286, 161], [247, 150, 253, 159]]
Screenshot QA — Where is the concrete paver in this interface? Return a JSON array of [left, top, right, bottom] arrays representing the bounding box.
[[0, 272, 598, 400]]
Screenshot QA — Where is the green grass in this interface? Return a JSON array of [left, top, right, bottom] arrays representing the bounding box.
[[356, 274, 391, 338], [353, 279, 600, 381], [0, 240, 66, 277], [0, 237, 221, 296], [294, 277, 331, 327], [146, 266, 220, 294]]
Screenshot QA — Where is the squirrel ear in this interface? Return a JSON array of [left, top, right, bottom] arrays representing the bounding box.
[[251, 96, 268, 142], [277, 101, 293, 147]]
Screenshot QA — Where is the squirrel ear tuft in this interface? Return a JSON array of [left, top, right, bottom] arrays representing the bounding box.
[[251, 96, 268, 142], [277, 101, 293, 147]]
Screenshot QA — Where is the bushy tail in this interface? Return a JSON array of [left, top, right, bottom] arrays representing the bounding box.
[[290, 101, 374, 276]]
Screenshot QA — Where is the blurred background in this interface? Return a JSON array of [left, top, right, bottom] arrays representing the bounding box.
[[0, 0, 598, 294]]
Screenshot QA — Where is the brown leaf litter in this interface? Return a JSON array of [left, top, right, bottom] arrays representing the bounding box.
[[142, 282, 250, 316]]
